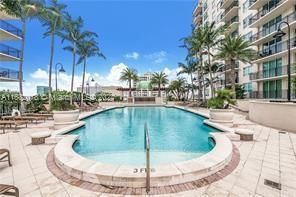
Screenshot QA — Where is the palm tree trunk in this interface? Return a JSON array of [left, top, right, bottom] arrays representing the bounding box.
[[129, 79, 131, 97], [48, 33, 55, 110], [18, 19, 26, 112], [197, 55, 203, 101], [207, 46, 215, 98], [81, 58, 86, 105], [190, 73, 194, 101], [158, 83, 161, 97], [70, 42, 76, 105], [230, 59, 236, 99]]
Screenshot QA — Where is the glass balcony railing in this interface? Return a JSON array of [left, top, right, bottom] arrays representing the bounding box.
[[249, 64, 296, 80], [257, 37, 296, 60], [0, 43, 21, 58], [225, 16, 239, 26], [249, 0, 284, 25], [249, 90, 296, 100], [250, 12, 296, 43], [0, 67, 19, 81], [0, 20, 23, 38], [221, 1, 238, 19]]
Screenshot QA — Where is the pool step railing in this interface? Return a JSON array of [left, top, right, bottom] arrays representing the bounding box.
[[144, 123, 150, 193]]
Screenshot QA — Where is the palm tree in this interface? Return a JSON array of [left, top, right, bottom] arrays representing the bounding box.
[[1, 0, 44, 97], [182, 26, 207, 102], [120, 68, 138, 98], [169, 78, 186, 101], [150, 72, 168, 97], [177, 60, 197, 101], [216, 35, 256, 98], [77, 38, 105, 105], [40, 0, 66, 109], [203, 22, 226, 97]]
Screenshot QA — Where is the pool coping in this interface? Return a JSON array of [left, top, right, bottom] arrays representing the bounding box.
[[52, 105, 234, 188]]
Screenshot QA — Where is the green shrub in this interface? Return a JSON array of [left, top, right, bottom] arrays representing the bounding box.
[[207, 89, 236, 109], [26, 95, 46, 112], [113, 96, 122, 102], [51, 90, 76, 111]]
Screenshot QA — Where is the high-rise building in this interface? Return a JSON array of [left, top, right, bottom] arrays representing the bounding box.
[[192, 0, 296, 100], [0, 10, 22, 83], [37, 86, 49, 95]]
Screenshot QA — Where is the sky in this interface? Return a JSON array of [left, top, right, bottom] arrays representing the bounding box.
[[1, 0, 196, 96]]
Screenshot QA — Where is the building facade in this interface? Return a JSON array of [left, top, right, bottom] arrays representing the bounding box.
[[37, 86, 49, 95], [193, 0, 296, 100], [77, 84, 123, 97], [0, 11, 22, 83]]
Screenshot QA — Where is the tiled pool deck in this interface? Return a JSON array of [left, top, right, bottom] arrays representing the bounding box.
[[0, 106, 296, 196]]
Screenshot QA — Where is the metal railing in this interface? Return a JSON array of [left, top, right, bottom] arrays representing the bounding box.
[[225, 16, 239, 26], [249, 64, 296, 80], [249, 90, 296, 99], [250, 12, 296, 42], [0, 67, 19, 80], [144, 123, 150, 193], [0, 20, 23, 38], [257, 37, 296, 59], [0, 43, 21, 58], [249, 0, 284, 25]]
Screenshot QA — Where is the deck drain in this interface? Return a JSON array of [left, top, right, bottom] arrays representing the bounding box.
[[279, 131, 287, 134], [264, 179, 281, 190]]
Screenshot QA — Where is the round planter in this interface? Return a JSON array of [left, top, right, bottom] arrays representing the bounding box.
[[53, 109, 80, 129], [209, 108, 234, 127]]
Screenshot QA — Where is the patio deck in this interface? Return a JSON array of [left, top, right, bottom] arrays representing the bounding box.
[[0, 105, 296, 196]]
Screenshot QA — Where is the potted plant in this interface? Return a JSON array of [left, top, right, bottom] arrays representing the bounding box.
[[207, 89, 236, 126], [51, 91, 79, 129]]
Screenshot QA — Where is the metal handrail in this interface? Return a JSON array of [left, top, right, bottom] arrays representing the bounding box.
[[144, 123, 150, 193], [0, 20, 23, 38]]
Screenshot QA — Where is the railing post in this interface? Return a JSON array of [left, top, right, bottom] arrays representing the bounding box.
[[144, 123, 150, 193]]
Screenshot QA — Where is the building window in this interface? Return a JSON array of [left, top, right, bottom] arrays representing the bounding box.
[[243, 0, 250, 13], [243, 15, 252, 28], [244, 83, 252, 92], [243, 31, 253, 42], [243, 66, 252, 76]]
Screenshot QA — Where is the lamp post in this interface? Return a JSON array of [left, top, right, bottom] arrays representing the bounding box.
[[86, 76, 95, 95], [273, 21, 291, 101], [54, 63, 66, 91]]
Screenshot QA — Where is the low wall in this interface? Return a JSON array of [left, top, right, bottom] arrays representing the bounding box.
[[249, 101, 296, 132], [236, 100, 250, 112]]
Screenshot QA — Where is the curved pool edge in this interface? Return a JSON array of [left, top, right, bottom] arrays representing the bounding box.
[[53, 132, 233, 187]]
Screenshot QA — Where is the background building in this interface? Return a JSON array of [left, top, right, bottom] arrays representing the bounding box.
[[0, 11, 22, 83], [193, 0, 296, 100], [77, 84, 123, 97], [37, 86, 49, 95]]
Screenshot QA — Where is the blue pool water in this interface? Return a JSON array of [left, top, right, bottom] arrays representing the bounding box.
[[70, 107, 217, 165]]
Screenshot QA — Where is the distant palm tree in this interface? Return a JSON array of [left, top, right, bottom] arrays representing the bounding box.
[[1, 0, 44, 97], [203, 22, 226, 97], [120, 68, 138, 98], [177, 60, 197, 101], [150, 72, 169, 97], [216, 35, 256, 98], [40, 0, 67, 109], [169, 78, 186, 101], [77, 38, 105, 105]]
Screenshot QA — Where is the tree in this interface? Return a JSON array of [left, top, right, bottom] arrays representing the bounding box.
[[120, 68, 138, 98], [40, 0, 67, 109], [1, 0, 44, 98], [181, 26, 207, 101], [77, 38, 105, 105], [216, 35, 256, 98], [169, 78, 186, 101], [177, 60, 197, 101], [203, 22, 226, 97], [150, 72, 168, 97]]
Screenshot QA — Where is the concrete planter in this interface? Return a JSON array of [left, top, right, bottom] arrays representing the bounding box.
[[209, 109, 234, 127], [53, 109, 80, 129]]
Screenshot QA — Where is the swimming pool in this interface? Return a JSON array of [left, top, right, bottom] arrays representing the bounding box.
[[69, 106, 217, 165]]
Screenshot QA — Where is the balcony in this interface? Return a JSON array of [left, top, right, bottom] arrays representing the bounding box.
[[249, 0, 294, 28], [250, 12, 296, 45], [249, 90, 296, 100], [221, 1, 239, 22], [253, 37, 296, 64], [225, 16, 239, 33], [249, 64, 296, 81], [193, 3, 202, 17], [0, 43, 21, 61], [0, 11, 18, 20], [0, 20, 23, 40], [220, 0, 233, 9], [0, 67, 19, 82]]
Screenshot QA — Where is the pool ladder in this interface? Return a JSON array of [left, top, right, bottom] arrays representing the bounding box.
[[144, 123, 150, 193]]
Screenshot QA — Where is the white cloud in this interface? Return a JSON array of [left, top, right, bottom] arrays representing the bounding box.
[[163, 67, 190, 82], [0, 63, 130, 96], [124, 52, 139, 60], [144, 51, 167, 63]]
